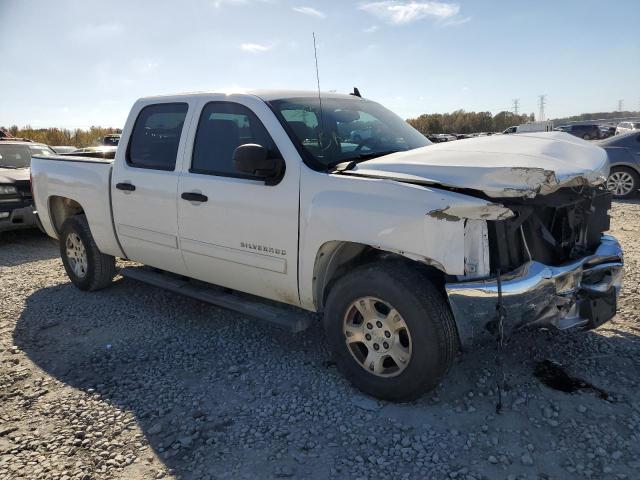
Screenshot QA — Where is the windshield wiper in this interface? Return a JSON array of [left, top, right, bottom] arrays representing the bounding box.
[[328, 150, 398, 171]]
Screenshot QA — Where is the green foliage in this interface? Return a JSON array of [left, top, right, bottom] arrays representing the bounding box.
[[1, 126, 122, 148], [407, 110, 533, 134]]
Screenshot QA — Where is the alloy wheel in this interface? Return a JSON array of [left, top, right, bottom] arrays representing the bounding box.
[[343, 296, 412, 377], [607, 171, 636, 197], [66, 233, 88, 278]]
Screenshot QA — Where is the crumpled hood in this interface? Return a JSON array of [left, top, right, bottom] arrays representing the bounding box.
[[0, 167, 30, 183], [343, 132, 609, 198]]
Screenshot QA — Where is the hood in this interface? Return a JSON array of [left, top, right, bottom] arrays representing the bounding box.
[[343, 132, 609, 198], [0, 167, 30, 183]]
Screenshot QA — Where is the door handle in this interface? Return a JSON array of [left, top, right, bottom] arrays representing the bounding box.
[[115, 182, 136, 191], [181, 192, 208, 202]]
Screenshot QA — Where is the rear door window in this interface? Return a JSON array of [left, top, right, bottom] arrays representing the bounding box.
[[127, 103, 188, 170]]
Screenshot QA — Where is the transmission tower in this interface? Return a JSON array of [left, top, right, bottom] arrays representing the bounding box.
[[617, 99, 623, 112], [512, 99, 520, 115], [538, 95, 546, 121]]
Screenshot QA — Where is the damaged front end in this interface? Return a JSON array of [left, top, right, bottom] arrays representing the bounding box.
[[445, 186, 623, 347]]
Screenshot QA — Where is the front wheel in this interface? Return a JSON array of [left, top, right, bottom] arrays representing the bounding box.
[[607, 166, 639, 199], [323, 262, 459, 401], [60, 215, 116, 291]]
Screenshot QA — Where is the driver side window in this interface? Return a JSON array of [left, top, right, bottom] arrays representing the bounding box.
[[191, 102, 279, 178]]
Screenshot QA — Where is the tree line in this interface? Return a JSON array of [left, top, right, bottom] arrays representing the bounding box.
[[407, 110, 640, 135], [0, 125, 121, 148], [407, 110, 535, 135]]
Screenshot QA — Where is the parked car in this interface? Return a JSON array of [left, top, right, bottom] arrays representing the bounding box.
[[615, 121, 640, 136], [599, 131, 640, 198], [0, 139, 55, 232], [427, 133, 456, 142], [349, 128, 373, 143], [51, 146, 78, 154], [31, 90, 623, 401], [554, 124, 600, 140], [598, 125, 616, 139], [101, 134, 121, 146], [502, 121, 553, 135]]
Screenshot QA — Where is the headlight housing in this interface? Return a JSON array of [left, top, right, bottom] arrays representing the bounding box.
[[0, 185, 18, 195]]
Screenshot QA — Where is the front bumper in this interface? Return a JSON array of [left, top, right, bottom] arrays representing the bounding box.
[[445, 235, 623, 347], [0, 202, 38, 232]]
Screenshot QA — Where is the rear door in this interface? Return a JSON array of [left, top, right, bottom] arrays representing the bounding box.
[[176, 96, 300, 305], [111, 101, 191, 275]]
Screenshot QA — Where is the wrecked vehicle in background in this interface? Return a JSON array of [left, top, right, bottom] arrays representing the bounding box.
[[0, 138, 55, 232], [30, 91, 623, 401]]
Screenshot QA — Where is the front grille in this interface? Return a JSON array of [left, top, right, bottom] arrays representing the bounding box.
[[488, 187, 612, 272]]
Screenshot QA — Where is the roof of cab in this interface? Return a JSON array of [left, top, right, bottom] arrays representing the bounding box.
[[137, 89, 364, 103]]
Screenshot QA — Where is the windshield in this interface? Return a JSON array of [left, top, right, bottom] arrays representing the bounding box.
[[0, 144, 55, 168], [268, 97, 431, 169]]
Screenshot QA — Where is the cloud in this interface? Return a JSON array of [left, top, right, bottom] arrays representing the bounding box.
[[359, 1, 460, 25], [240, 43, 273, 53], [442, 15, 471, 27], [292, 6, 326, 18], [364, 25, 379, 33]]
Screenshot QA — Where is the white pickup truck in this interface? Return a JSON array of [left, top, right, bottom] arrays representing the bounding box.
[[31, 90, 623, 400]]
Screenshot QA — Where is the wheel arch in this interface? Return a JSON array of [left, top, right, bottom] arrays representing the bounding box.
[[49, 196, 85, 236], [312, 240, 447, 313], [609, 161, 640, 175]]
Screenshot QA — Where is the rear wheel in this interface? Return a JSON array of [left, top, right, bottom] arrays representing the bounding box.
[[60, 215, 116, 291], [582, 133, 591, 140], [607, 166, 639, 199], [323, 262, 459, 401]]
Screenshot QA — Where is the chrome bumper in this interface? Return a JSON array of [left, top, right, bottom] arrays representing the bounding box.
[[445, 235, 623, 347], [0, 203, 38, 232]]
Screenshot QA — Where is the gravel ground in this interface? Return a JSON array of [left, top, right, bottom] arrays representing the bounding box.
[[1, 201, 639, 480]]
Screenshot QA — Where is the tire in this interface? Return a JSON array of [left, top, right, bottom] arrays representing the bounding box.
[[607, 166, 639, 199], [323, 262, 459, 401], [582, 133, 590, 140], [59, 215, 116, 291]]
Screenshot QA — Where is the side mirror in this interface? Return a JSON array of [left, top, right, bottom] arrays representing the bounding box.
[[233, 144, 284, 185]]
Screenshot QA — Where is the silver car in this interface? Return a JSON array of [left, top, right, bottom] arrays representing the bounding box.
[[600, 131, 640, 198]]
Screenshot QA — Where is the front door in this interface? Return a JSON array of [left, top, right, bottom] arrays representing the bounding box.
[[176, 98, 300, 305], [111, 102, 190, 275]]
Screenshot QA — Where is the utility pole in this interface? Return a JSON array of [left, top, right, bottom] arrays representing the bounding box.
[[512, 98, 520, 115], [538, 95, 546, 122], [617, 99, 623, 112]]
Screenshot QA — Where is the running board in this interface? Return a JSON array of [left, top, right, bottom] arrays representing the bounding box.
[[120, 267, 312, 333]]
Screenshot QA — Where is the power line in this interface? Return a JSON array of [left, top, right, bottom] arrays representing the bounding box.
[[512, 98, 520, 115], [538, 95, 546, 121]]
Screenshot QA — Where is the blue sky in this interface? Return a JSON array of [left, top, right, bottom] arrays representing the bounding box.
[[1, 0, 638, 128]]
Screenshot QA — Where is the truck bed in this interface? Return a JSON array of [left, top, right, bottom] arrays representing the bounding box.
[[30, 155, 123, 258]]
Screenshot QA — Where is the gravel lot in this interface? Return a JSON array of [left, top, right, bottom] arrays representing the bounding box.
[[1, 201, 639, 480]]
